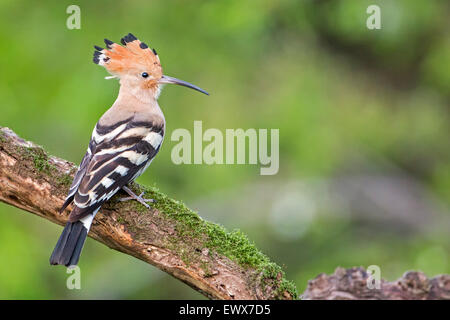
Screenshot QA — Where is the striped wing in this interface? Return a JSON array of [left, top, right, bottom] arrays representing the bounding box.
[[59, 148, 92, 214], [61, 119, 164, 223]]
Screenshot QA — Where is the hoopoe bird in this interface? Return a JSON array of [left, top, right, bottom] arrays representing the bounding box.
[[50, 33, 208, 266]]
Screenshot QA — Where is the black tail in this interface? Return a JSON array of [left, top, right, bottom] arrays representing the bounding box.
[[50, 221, 88, 266]]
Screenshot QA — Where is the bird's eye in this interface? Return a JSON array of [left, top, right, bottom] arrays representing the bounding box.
[[141, 72, 149, 78]]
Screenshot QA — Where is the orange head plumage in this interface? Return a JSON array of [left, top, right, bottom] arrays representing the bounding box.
[[94, 33, 208, 97]]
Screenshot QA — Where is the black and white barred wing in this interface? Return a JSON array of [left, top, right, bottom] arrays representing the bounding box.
[[59, 149, 92, 213], [65, 121, 164, 223]]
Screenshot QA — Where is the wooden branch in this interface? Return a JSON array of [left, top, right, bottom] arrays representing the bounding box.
[[302, 267, 450, 300], [0, 126, 297, 300]]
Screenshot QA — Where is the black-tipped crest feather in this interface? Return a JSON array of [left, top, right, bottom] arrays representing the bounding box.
[[121, 33, 138, 45], [104, 38, 113, 49]]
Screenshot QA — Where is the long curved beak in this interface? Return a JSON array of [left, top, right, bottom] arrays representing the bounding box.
[[159, 75, 209, 95]]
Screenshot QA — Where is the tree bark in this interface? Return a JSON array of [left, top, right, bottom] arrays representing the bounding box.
[[0, 126, 296, 300], [302, 267, 450, 300]]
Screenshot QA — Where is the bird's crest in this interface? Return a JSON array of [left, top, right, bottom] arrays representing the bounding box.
[[93, 33, 162, 79]]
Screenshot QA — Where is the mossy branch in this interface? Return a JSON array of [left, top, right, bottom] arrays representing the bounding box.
[[0, 127, 297, 300]]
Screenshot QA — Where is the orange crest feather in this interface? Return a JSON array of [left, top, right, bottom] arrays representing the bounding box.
[[93, 33, 162, 79]]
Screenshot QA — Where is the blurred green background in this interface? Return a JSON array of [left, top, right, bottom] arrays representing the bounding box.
[[0, 0, 449, 299]]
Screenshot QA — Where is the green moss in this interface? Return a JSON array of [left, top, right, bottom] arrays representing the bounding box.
[[116, 216, 125, 224], [17, 146, 73, 188], [22, 146, 55, 175], [55, 173, 73, 187], [0, 131, 5, 144], [180, 248, 193, 267], [132, 183, 298, 299], [277, 277, 299, 299], [131, 198, 150, 213], [200, 260, 214, 278]]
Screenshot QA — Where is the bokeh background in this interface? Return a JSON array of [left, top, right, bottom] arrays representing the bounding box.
[[0, 0, 449, 299]]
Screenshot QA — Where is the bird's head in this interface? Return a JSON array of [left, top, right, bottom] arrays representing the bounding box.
[[93, 33, 208, 99]]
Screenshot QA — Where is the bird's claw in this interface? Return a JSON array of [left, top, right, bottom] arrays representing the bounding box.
[[119, 190, 156, 209]]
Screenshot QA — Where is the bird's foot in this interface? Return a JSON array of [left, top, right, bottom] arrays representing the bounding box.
[[120, 186, 155, 209]]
